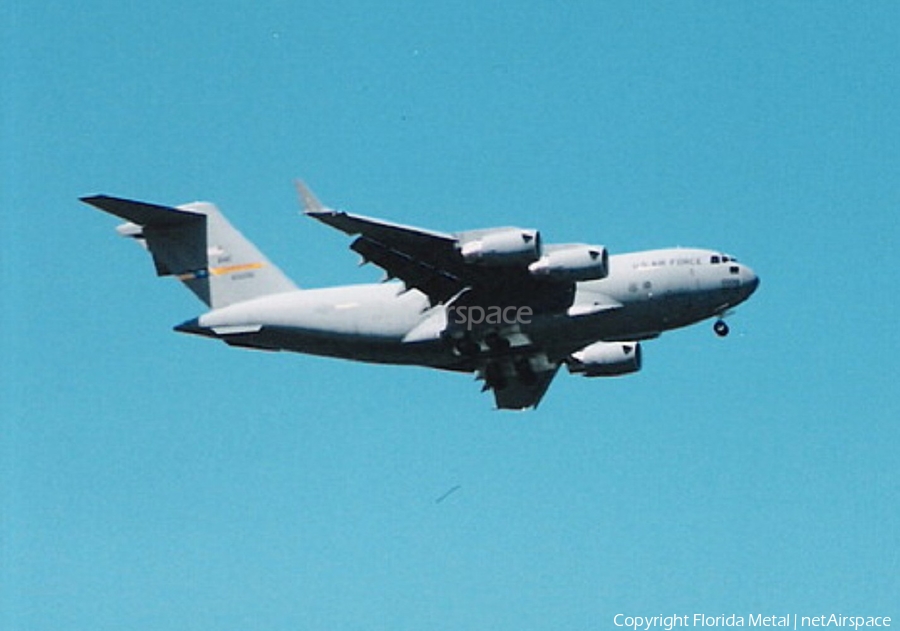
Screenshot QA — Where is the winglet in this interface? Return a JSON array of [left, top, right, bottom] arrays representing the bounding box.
[[294, 180, 325, 215]]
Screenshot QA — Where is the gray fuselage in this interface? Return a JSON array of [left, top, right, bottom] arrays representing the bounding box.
[[180, 247, 759, 371]]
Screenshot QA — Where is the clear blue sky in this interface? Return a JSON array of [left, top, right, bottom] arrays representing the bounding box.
[[3, 2, 898, 629]]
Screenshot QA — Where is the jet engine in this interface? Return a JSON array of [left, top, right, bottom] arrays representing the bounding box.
[[566, 341, 642, 377], [528, 244, 609, 281], [459, 228, 541, 266]]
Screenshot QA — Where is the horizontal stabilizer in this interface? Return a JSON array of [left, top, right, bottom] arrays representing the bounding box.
[[81, 195, 202, 227], [82, 195, 208, 277], [82, 194, 297, 308]]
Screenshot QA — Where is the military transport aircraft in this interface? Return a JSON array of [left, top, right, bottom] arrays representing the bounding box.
[[82, 183, 759, 409]]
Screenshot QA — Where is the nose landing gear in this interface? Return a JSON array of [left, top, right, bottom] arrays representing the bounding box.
[[713, 319, 730, 337]]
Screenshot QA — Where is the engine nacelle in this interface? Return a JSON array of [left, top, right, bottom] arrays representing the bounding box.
[[528, 244, 609, 281], [459, 228, 541, 266], [567, 341, 642, 377]]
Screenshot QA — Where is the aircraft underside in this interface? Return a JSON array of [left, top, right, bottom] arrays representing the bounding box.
[[177, 289, 715, 370]]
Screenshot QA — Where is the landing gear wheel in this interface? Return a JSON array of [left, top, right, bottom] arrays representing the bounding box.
[[714, 320, 730, 337]]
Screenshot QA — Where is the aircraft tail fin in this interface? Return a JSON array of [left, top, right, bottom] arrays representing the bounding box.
[[82, 195, 298, 308]]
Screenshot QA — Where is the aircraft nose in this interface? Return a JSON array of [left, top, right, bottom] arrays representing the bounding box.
[[744, 267, 760, 295]]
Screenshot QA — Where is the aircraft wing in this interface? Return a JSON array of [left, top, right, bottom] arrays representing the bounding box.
[[308, 207, 465, 302], [476, 352, 561, 410], [299, 182, 544, 304]]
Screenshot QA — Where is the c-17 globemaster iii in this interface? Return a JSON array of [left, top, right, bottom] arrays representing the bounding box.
[[82, 183, 759, 409]]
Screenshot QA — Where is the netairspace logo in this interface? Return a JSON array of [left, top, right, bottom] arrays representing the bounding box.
[[613, 613, 892, 631], [448, 305, 532, 331]]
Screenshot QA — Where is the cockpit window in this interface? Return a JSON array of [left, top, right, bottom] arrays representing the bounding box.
[[710, 255, 720, 264]]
